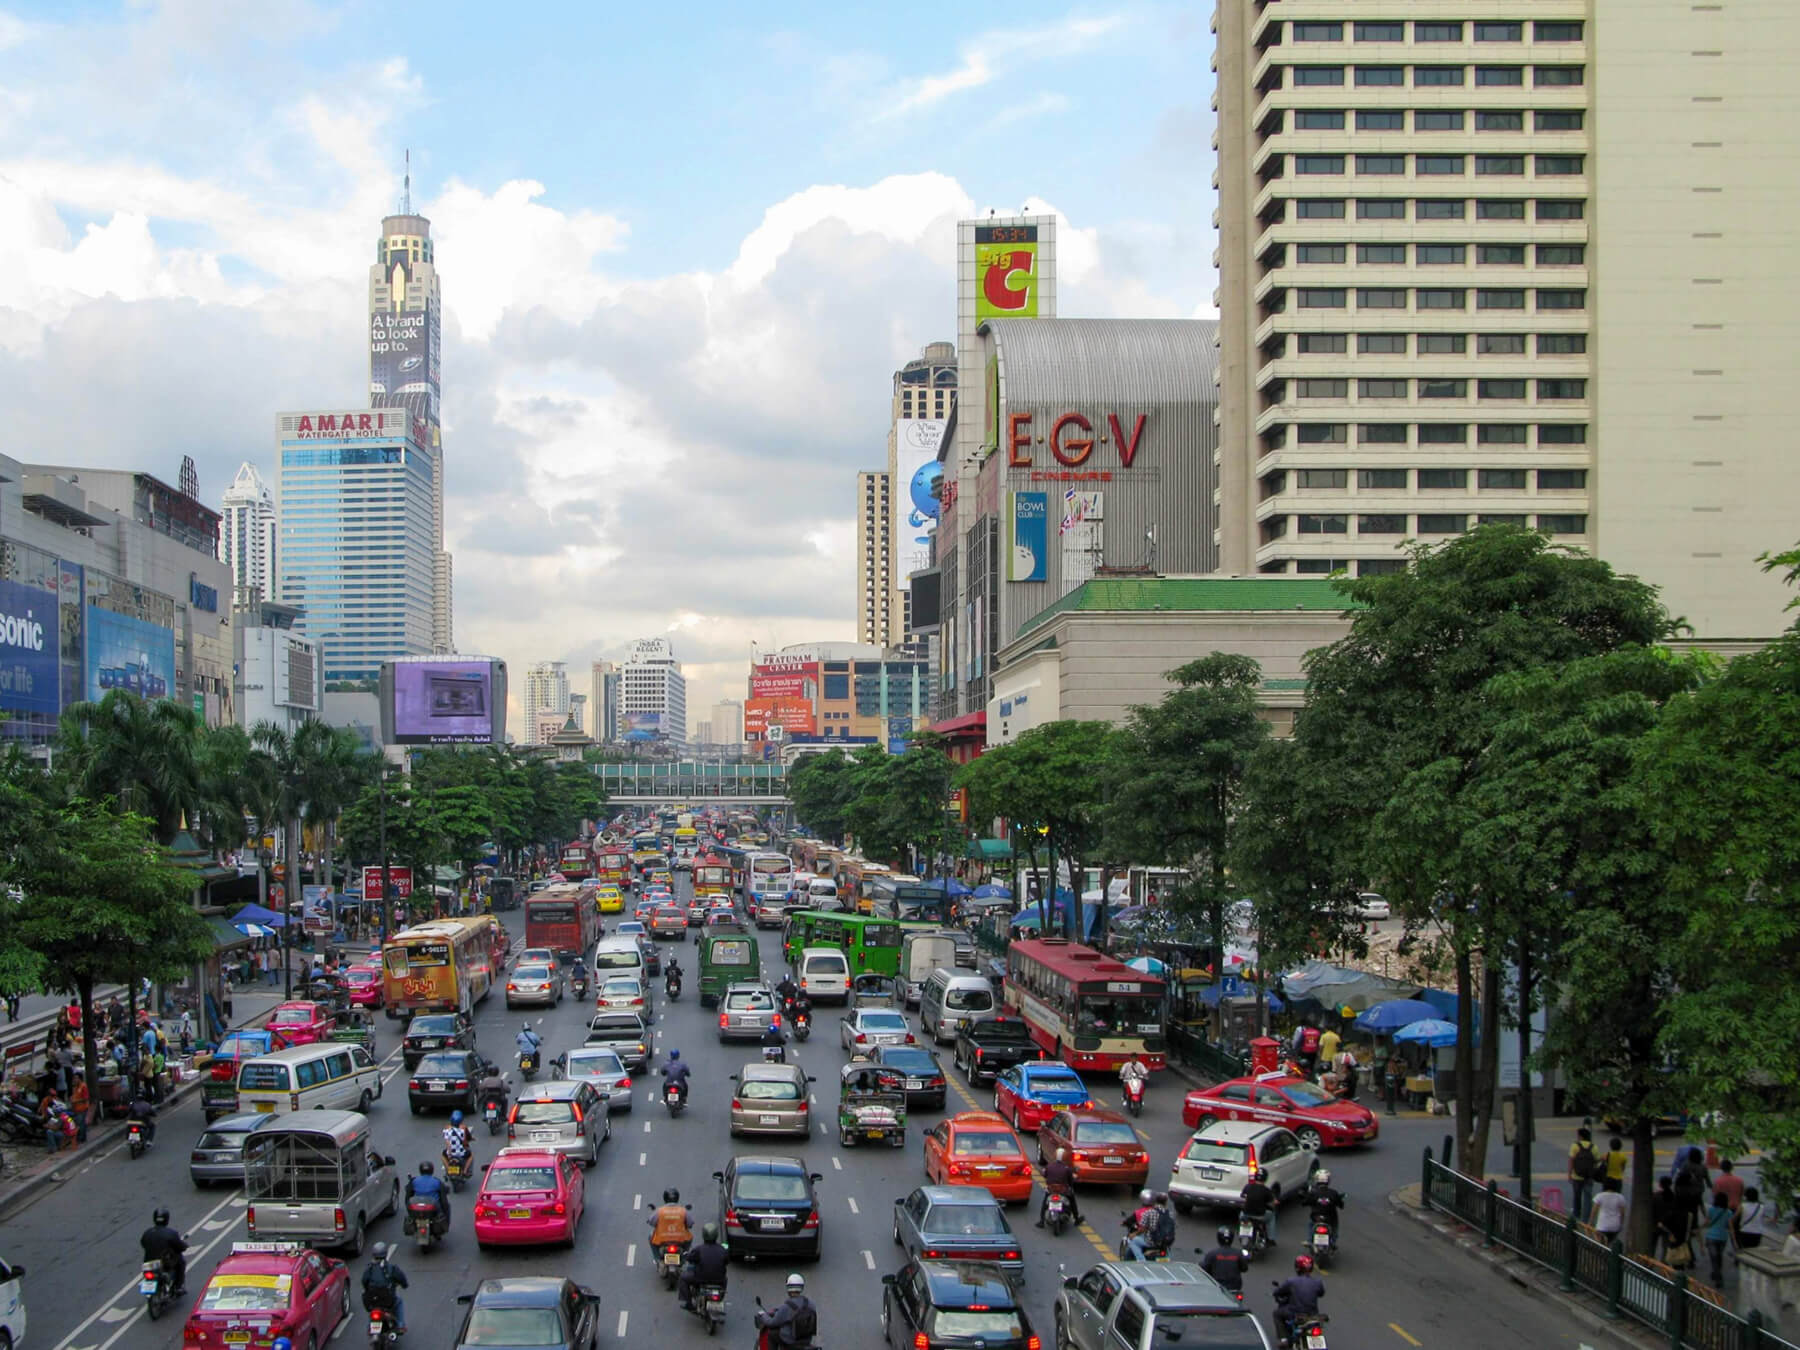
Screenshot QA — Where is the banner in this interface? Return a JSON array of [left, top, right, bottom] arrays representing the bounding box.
[[1008, 492, 1048, 582], [84, 606, 175, 703], [975, 225, 1041, 321], [362, 866, 413, 901], [302, 884, 333, 934], [745, 697, 815, 737], [749, 660, 819, 701], [894, 419, 948, 580], [0, 578, 60, 717]]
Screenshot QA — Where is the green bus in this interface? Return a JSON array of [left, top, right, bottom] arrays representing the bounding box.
[[781, 911, 907, 976], [699, 925, 761, 1007]]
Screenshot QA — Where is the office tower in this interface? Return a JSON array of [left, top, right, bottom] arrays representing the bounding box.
[[276, 408, 436, 683], [220, 461, 277, 606], [523, 661, 570, 744], [620, 638, 686, 747], [887, 342, 956, 649], [1212, 3, 1800, 638], [708, 698, 744, 746], [590, 660, 620, 743], [854, 470, 892, 646]]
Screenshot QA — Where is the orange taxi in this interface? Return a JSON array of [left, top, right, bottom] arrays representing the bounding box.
[[1035, 1107, 1151, 1189], [921, 1110, 1034, 1203]]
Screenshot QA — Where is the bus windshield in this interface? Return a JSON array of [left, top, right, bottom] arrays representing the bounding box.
[[1075, 991, 1164, 1037]]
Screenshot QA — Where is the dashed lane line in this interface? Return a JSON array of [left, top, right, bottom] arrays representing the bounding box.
[[848, 1197, 860, 1214], [617, 1309, 630, 1338], [626, 1245, 636, 1268], [832, 1157, 842, 1171], [863, 1250, 875, 1270]]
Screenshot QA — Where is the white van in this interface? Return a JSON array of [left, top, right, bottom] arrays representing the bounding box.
[[237, 1043, 383, 1117], [899, 931, 960, 1007], [919, 969, 1000, 1044], [808, 878, 839, 903], [591, 934, 647, 983], [799, 947, 851, 1003]]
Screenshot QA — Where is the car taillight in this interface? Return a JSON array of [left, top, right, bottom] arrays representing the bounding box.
[[771, 1013, 781, 1027], [905, 1033, 915, 1043], [553, 1202, 566, 1215], [798, 1100, 808, 1113], [506, 983, 518, 992], [856, 1033, 867, 1043], [572, 1103, 584, 1123], [334, 1207, 346, 1232], [947, 1162, 964, 1177], [246, 1205, 255, 1230], [409, 1079, 421, 1091], [725, 1207, 738, 1226], [619, 1077, 631, 1090], [475, 1205, 494, 1220], [210, 1062, 235, 1082], [975, 1048, 984, 1060], [719, 1013, 728, 1028], [915, 1335, 929, 1350], [803, 1209, 819, 1228], [455, 1080, 469, 1090], [923, 1249, 941, 1259], [1028, 1336, 1042, 1350], [507, 1102, 520, 1123], [1246, 1145, 1261, 1178], [1014, 1163, 1031, 1176], [1002, 1249, 1019, 1260]]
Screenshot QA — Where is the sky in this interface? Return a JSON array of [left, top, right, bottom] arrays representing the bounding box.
[[0, 0, 1216, 726]]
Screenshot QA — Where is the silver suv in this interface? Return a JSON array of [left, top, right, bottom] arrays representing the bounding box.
[[1167, 1119, 1317, 1213], [717, 983, 780, 1043], [1056, 1260, 1273, 1350], [505, 1080, 609, 1166]]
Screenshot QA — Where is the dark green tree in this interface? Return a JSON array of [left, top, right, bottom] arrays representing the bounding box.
[[844, 739, 959, 872], [787, 750, 856, 844], [54, 690, 203, 843]]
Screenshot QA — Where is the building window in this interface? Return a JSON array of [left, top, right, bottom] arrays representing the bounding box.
[[1537, 244, 1586, 265], [1537, 288, 1587, 310], [1538, 378, 1588, 399], [1479, 379, 1528, 399], [1418, 380, 1469, 400], [1292, 21, 1344, 41], [1536, 198, 1585, 220], [1297, 199, 1348, 219], [1295, 559, 1350, 575], [1298, 332, 1349, 353], [1416, 199, 1466, 219], [1478, 469, 1528, 490], [1538, 423, 1588, 444], [1477, 332, 1527, 354], [1358, 243, 1407, 263], [1360, 423, 1409, 444], [1475, 66, 1524, 86], [1296, 422, 1349, 442], [1535, 109, 1585, 131], [1298, 288, 1349, 308], [1359, 468, 1408, 488], [1358, 288, 1408, 309], [1535, 65, 1585, 86], [1535, 21, 1585, 41], [1294, 66, 1347, 86], [1414, 66, 1467, 87], [1296, 469, 1349, 488], [1356, 155, 1406, 175], [1359, 332, 1409, 353], [1360, 558, 1408, 576], [1356, 66, 1405, 86], [1358, 514, 1407, 533], [1538, 469, 1588, 490], [1536, 155, 1586, 176], [1358, 199, 1407, 219], [1474, 21, 1523, 42], [1296, 109, 1347, 129], [1477, 289, 1527, 309], [1356, 109, 1406, 130], [1414, 22, 1463, 42], [1296, 155, 1347, 175], [1476, 200, 1527, 221], [1418, 333, 1468, 354], [1416, 110, 1466, 131], [1298, 514, 1350, 534], [1418, 422, 1468, 443], [1419, 468, 1469, 490], [1417, 244, 1467, 265], [1537, 333, 1587, 354], [1296, 378, 1350, 398], [1475, 110, 1525, 132], [1478, 423, 1528, 444], [1478, 513, 1529, 526], [1536, 513, 1588, 534], [1417, 514, 1468, 534], [1416, 288, 1467, 310], [1417, 155, 1467, 175], [1478, 156, 1530, 180], [1355, 21, 1405, 41], [1297, 243, 1348, 264], [1476, 244, 1525, 265], [1360, 378, 1409, 399]]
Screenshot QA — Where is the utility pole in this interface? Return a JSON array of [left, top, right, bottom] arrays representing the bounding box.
[[378, 770, 392, 946]]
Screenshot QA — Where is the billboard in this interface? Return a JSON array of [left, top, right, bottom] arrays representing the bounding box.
[[278, 409, 412, 441], [362, 865, 414, 901], [975, 224, 1040, 321], [1061, 490, 1105, 588], [1007, 491, 1048, 582], [744, 697, 816, 737], [749, 659, 819, 701], [84, 607, 175, 703], [0, 578, 60, 717], [622, 711, 667, 742], [369, 312, 437, 411], [381, 658, 508, 744], [894, 419, 948, 582]]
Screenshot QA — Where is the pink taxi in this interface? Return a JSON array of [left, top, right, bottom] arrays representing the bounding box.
[[342, 964, 384, 1009], [265, 1000, 337, 1046], [472, 1147, 586, 1248]]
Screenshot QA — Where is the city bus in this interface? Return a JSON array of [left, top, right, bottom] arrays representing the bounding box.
[[866, 874, 951, 924], [558, 841, 592, 881], [1003, 937, 1167, 1073], [691, 852, 733, 901], [837, 857, 892, 914], [782, 910, 904, 976], [524, 885, 601, 966], [381, 915, 503, 1019], [747, 851, 796, 907], [714, 844, 750, 894], [671, 825, 700, 869], [594, 847, 631, 888], [630, 833, 661, 867]]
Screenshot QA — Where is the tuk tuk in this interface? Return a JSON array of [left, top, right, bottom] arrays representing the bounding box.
[[850, 973, 898, 1011], [837, 1061, 906, 1149], [306, 975, 352, 1017], [241, 1110, 400, 1256], [326, 1007, 377, 1057], [201, 1027, 286, 1122]]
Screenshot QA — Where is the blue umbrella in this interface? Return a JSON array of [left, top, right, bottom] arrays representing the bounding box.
[[973, 883, 1012, 899], [1126, 956, 1166, 975], [1352, 998, 1440, 1032], [1393, 1017, 1459, 1048]]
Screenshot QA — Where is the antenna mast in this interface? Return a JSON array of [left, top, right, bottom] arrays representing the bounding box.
[[401, 149, 412, 215]]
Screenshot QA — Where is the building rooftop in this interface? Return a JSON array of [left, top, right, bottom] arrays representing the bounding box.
[[979, 317, 1221, 408], [1016, 575, 1360, 641]]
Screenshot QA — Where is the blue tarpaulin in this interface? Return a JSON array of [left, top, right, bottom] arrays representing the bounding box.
[[230, 902, 289, 928], [972, 883, 1012, 899], [1352, 998, 1441, 1032]]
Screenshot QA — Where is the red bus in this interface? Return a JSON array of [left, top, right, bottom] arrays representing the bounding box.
[[558, 842, 592, 881], [524, 886, 600, 964], [594, 846, 630, 888], [1003, 938, 1167, 1073]]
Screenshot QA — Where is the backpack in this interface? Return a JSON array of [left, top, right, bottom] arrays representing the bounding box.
[[790, 1299, 818, 1344], [1153, 1207, 1178, 1248], [1299, 1027, 1321, 1054], [1571, 1144, 1601, 1181], [1674, 1163, 1706, 1205]]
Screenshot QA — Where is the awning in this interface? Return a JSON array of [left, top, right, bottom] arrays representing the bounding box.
[[234, 922, 275, 938], [208, 916, 255, 951], [230, 903, 288, 928], [967, 838, 1012, 860]]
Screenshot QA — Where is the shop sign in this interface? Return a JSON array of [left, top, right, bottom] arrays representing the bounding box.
[[1006, 411, 1148, 470]]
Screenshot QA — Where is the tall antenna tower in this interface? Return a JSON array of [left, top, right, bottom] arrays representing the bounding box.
[[400, 148, 411, 215]]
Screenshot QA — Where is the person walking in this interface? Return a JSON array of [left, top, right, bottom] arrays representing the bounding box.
[[1735, 1187, 1776, 1252], [1713, 1158, 1745, 1213], [1601, 1135, 1629, 1187], [1674, 1147, 1711, 1233], [1651, 1176, 1683, 1263], [1568, 1126, 1603, 1221], [1589, 1177, 1627, 1243], [1703, 1190, 1735, 1287]]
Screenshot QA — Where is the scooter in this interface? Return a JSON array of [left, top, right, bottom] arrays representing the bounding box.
[[665, 973, 682, 1001], [573, 976, 589, 1001], [481, 1082, 509, 1136], [1045, 1189, 1072, 1236], [366, 1302, 402, 1348], [1117, 1212, 1170, 1262], [1121, 1075, 1146, 1117], [762, 1043, 786, 1065], [445, 1153, 474, 1193], [687, 1283, 726, 1336], [128, 1120, 150, 1159], [405, 1192, 447, 1252], [1308, 1220, 1336, 1269], [1235, 1212, 1270, 1259], [793, 1010, 811, 1042], [139, 1260, 175, 1320], [663, 1081, 686, 1118], [1273, 1287, 1329, 1349], [518, 1049, 540, 1081]]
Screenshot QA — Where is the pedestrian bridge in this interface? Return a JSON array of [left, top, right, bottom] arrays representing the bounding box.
[[590, 760, 789, 805]]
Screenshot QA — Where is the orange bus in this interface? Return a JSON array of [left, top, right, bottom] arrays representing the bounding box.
[[595, 846, 630, 888], [691, 853, 732, 901], [381, 915, 503, 1019]]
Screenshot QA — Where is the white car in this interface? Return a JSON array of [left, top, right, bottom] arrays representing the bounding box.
[[840, 1008, 914, 1052], [597, 975, 653, 1020], [1168, 1118, 1317, 1213], [0, 1255, 23, 1349], [1353, 892, 1391, 920]]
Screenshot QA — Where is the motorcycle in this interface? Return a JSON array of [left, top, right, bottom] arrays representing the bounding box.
[[1045, 1189, 1072, 1236], [1117, 1212, 1170, 1262], [445, 1152, 474, 1192], [665, 973, 682, 1001], [139, 1260, 174, 1320], [761, 1043, 786, 1065], [573, 976, 589, 1001], [1121, 1075, 1146, 1117], [1236, 1213, 1270, 1259], [366, 1302, 402, 1348], [687, 1282, 726, 1337], [405, 1194, 447, 1253], [659, 1243, 687, 1288], [793, 1010, 811, 1043], [518, 1049, 540, 1081], [128, 1120, 149, 1159], [1309, 1220, 1336, 1269], [1273, 1288, 1329, 1350], [481, 1082, 509, 1136], [663, 1082, 686, 1117]]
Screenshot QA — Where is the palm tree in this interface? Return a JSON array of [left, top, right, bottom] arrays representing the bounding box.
[[54, 691, 202, 842], [194, 723, 254, 858], [309, 728, 377, 901], [248, 720, 345, 989]]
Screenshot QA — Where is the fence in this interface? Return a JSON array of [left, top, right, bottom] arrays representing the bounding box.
[[1166, 1023, 1250, 1082], [1421, 1149, 1798, 1350]]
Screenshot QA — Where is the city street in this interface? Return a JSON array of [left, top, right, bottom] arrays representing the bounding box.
[[12, 878, 1599, 1350]]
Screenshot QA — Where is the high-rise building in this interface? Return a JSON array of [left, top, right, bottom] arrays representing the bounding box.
[[854, 470, 892, 646], [693, 719, 714, 746], [368, 184, 453, 651], [220, 462, 277, 606], [620, 638, 686, 747], [522, 661, 570, 744], [233, 596, 321, 736], [275, 408, 436, 684], [887, 343, 956, 650], [1211, 3, 1800, 639], [589, 660, 620, 743], [708, 698, 744, 746]]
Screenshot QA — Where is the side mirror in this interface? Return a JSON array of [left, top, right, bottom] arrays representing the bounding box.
[[712, 1170, 725, 1181], [881, 1274, 896, 1285], [456, 1294, 474, 1305], [810, 1173, 822, 1182], [1062, 1276, 1079, 1290]]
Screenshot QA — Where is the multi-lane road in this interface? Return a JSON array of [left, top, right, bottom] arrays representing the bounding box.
[[15, 876, 1596, 1350]]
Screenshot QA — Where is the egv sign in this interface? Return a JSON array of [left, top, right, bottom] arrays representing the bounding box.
[[1006, 412, 1148, 469]]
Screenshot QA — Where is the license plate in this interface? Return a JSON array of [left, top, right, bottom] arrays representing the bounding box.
[[759, 1114, 780, 1125], [759, 1218, 786, 1232], [905, 1079, 924, 1090], [1201, 1166, 1224, 1179], [1306, 1335, 1327, 1350], [866, 1129, 885, 1139], [418, 1038, 441, 1048], [139, 1278, 158, 1295], [531, 1131, 558, 1142], [255, 1103, 275, 1114], [978, 1166, 1003, 1175], [224, 1335, 251, 1345], [429, 1081, 448, 1091], [508, 1207, 531, 1219], [663, 1250, 684, 1266], [368, 1320, 385, 1338], [1103, 1156, 1125, 1165]]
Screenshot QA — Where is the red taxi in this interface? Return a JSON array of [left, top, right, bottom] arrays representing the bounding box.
[[342, 964, 384, 1009], [473, 1147, 586, 1248], [922, 1111, 1035, 1202], [180, 1241, 350, 1350], [1181, 1073, 1380, 1150], [264, 1001, 336, 1047]]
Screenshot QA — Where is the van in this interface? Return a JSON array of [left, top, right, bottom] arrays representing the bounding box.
[[699, 929, 761, 1007], [242, 1110, 400, 1254], [591, 934, 647, 983], [808, 878, 839, 903], [899, 931, 960, 1007], [919, 969, 999, 1045], [237, 1043, 384, 1117], [800, 947, 851, 1004]]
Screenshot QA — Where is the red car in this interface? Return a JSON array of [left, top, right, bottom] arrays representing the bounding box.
[[265, 1001, 336, 1046], [1035, 1107, 1151, 1187], [343, 964, 384, 1009], [473, 1146, 586, 1248], [181, 1241, 351, 1350], [1181, 1073, 1380, 1150]]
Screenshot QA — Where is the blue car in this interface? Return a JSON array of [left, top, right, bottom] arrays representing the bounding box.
[[993, 1061, 1092, 1132]]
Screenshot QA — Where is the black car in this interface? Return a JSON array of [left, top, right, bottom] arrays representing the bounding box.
[[883, 1260, 1037, 1350], [454, 1277, 601, 1350], [867, 1044, 949, 1109], [953, 1016, 1042, 1086], [584, 1011, 651, 1071], [714, 1155, 824, 1261], [409, 1049, 485, 1114], [639, 939, 662, 977], [403, 1013, 477, 1070]]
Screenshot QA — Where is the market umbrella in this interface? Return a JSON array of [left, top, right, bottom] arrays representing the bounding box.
[[972, 884, 1012, 899], [1393, 1018, 1459, 1048], [1126, 956, 1166, 975], [230, 903, 288, 929], [234, 922, 273, 938], [1352, 998, 1441, 1032]]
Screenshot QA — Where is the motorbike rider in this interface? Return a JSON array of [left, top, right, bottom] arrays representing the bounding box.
[[406, 1159, 449, 1228], [516, 1022, 542, 1064], [1118, 1054, 1151, 1092], [442, 1110, 474, 1172], [760, 1019, 786, 1061], [360, 1242, 411, 1333], [775, 972, 799, 1013], [475, 1058, 509, 1112], [677, 1221, 730, 1311], [754, 1273, 819, 1349], [648, 1187, 695, 1258], [1036, 1147, 1083, 1228], [1241, 1173, 1278, 1245], [1199, 1224, 1248, 1295], [665, 958, 684, 994], [127, 1090, 158, 1143], [661, 1048, 692, 1104], [1303, 1168, 1346, 1243], [569, 956, 589, 992], [139, 1206, 188, 1294], [1123, 1189, 1175, 1260], [1272, 1254, 1326, 1346]]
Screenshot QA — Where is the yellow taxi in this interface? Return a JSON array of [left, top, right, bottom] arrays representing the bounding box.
[[595, 885, 625, 915], [648, 868, 675, 890]]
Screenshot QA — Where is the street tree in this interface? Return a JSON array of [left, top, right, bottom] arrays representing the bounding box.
[[787, 750, 856, 844], [845, 739, 959, 873], [54, 690, 203, 843]]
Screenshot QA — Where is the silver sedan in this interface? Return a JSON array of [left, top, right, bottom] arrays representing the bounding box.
[[554, 1045, 635, 1112]]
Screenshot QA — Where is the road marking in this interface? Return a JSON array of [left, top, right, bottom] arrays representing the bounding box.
[[639, 1152, 647, 1166], [634, 1193, 642, 1208], [626, 1245, 636, 1267], [644, 1119, 653, 1133], [832, 1157, 842, 1171], [617, 1309, 630, 1338], [863, 1250, 875, 1270], [200, 1217, 234, 1232], [1389, 1325, 1421, 1347], [848, 1197, 860, 1214], [1077, 1221, 1112, 1258], [97, 1310, 132, 1325]]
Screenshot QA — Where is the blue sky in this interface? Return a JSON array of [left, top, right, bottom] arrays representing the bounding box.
[[0, 0, 1215, 716]]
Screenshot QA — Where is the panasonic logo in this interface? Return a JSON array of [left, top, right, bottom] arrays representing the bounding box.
[[0, 609, 45, 652]]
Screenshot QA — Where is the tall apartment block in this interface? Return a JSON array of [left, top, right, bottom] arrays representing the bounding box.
[[522, 660, 570, 744], [1214, 1, 1800, 638], [854, 470, 893, 646], [887, 342, 956, 649]]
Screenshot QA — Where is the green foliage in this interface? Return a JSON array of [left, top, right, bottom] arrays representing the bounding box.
[[844, 742, 959, 869], [787, 751, 856, 844], [54, 690, 205, 842]]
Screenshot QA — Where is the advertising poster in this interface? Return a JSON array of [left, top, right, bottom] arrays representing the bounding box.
[[369, 313, 435, 403], [749, 661, 819, 701], [362, 866, 413, 901], [84, 607, 175, 703], [1061, 491, 1105, 589], [1008, 492, 1048, 582], [302, 884, 333, 934], [0, 578, 60, 717], [390, 660, 496, 744], [57, 561, 85, 713], [744, 697, 815, 737], [893, 419, 948, 580], [975, 224, 1040, 321], [622, 711, 666, 742]]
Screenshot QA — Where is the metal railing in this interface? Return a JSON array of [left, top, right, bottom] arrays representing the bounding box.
[[1420, 1149, 1798, 1350], [1166, 1023, 1251, 1082]]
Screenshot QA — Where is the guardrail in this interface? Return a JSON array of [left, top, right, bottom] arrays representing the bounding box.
[[1420, 1148, 1798, 1350], [1167, 1023, 1250, 1082]]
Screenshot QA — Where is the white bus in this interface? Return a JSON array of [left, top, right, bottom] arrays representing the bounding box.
[[746, 850, 795, 905]]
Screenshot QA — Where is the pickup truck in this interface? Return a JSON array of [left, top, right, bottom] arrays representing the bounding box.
[[1056, 1261, 1273, 1350], [952, 1015, 1043, 1086]]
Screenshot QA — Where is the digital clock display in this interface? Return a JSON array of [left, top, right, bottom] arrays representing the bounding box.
[[975, 225, 1038, 244]]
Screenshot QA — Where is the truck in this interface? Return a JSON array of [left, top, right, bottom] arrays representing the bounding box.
[[951, 1014, 1043, 1086]]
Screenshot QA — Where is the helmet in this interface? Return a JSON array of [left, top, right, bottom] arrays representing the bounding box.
[[1294, 1254, 1315, 1275], [153, 1207, 170, 1227], [371, 1242, 391, 1262], [669, 1049, 680, 1061], [420, 1160, 435, 1175], [663, 1187, 680, 1203], [273, 1340, 292, 1350], [1313, 1168, 1331, 1186], [1139, 1189, 1155, 1204], [1055, 1148, 1068, 1162], [451, 1110, 464, 1125], [786, 1274, 806, 1293], [702, 1222, 720, 1243], [1217, 1225, 1234, 1246], [522, 1022, 533, 1032]]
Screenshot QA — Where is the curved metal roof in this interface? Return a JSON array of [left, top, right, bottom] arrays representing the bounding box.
[[979, 318, 1219, 406]]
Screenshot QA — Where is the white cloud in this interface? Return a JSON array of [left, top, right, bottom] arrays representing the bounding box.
[[877, 12, 1128, 119]]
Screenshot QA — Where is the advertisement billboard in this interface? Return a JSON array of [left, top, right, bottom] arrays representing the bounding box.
[[381, 658, 508, 744], [744, 697, 816, 737], [622, 711, 667, 742], [894, 419, 948, 581], [362, 866, 413, 901], [369, 311, 438, 414], [749, 660, 819, 701], [1007, 491, 1048, 582], [975, 224, 1040, 321], [1061, 490, 1105, 588], [0, 578, 60, 718], [84, 607, 175, 703]]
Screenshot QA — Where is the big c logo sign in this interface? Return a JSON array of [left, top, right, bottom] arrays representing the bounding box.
[[975, 225, 1040, 321]]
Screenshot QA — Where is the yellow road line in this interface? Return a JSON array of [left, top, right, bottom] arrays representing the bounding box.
[[1389, 1323, 1422, 1347]]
